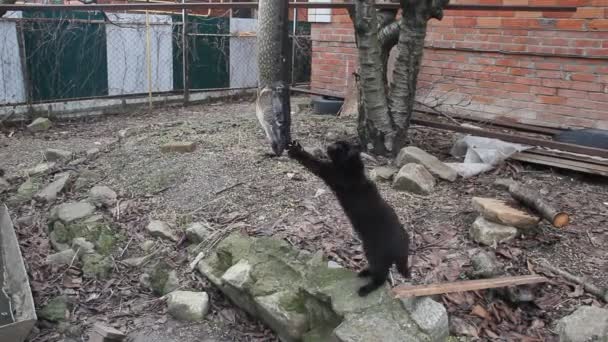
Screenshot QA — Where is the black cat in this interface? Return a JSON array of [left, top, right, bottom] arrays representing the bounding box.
[[287, 140, 410, 296]]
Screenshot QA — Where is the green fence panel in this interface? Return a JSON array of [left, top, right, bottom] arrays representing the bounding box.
[[173, 15, 230, 90], [22, 10, 109, 102]]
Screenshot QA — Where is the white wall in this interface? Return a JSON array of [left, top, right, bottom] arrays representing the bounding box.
[[230, 18, 258, 88], [0, 12, 25, 105], [105, 13, 174, 95]]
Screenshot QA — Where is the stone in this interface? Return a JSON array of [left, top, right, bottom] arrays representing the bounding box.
[[27, 117, 52, 132], [34, 173, 71, 202], [149, 262, 179, 295], [185, 222, 212, 244], [395, 146, 457, 182], [44, 148, 73, 162], [25, 162, 56, 176], [90, 323, 126, 341], [0, 177, 9, 193], [401, 297, 449, 342], [74, 170, 100, 191], [82, 253, 112, 279], [470, 250, 503, 278], [122, 256, 148, 268], [86, 148, 101, 158], [369, 166, 398, 182], [556, 306, 608, 342], [68, 158, 86, 167], [89, 186, 118, 208], [470, 216, 519, 246], [50, 201, 96, 223], [49, 231, 70, 252], [472, 197, 540, 230], [46, 249, 76, 266], [13, 178, 40, 203], [197, 232, 448, 342], [167, 291, 210, 321], [160, 141, 197, 153], [39, 296, 69, 322], [392, 164, 435, 195], [72, 237, 95, 257], [147, 220, 178, 242], [141, 240, 155, 252], [327, 261, 343, 269]]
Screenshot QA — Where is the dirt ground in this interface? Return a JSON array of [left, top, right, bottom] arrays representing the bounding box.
[[1, 96, 607, 341]]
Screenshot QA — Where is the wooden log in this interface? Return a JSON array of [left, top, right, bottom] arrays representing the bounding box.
[[535, 260, 608, 303], [495, 179, 570, 228], [392, 275, 547, 299]]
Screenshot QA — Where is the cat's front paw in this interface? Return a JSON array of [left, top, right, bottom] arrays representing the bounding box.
[[287, 140, 304, 158]]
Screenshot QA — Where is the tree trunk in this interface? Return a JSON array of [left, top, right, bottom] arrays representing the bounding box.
[[354, 0, 449, 156], [255, 0, 292, 155], [352, 0, 394, 155]]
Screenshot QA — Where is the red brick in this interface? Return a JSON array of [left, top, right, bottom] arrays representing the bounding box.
[[535, 62, 562, 70], [555, 19, 586, 30], [477, 18, 502, 27], [573, 7, 605, 19], [454, 17, 477, 27], [537, 96, 567, 105], [537, 70, 564, 79], [589, 19, 608, 30], [542, 79, 603, 92], [574, 39, 602, 48], [558, 89, 589, 99], [565, 98, 606, 110], [589, 92, 608, 102], [570, 73, 597, 82]]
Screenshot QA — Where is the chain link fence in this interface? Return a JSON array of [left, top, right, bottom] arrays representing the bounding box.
[[0, 9, 312, 107]]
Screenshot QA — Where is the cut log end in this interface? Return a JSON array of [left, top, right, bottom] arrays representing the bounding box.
[[553, 212, 570, 228]]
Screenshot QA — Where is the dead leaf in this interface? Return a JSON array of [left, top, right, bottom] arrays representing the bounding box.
[[449, 316, 479, 338], [566, 284, 584, 298], [471, 304, 490, 320]]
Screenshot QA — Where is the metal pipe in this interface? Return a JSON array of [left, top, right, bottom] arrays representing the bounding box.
[[0, 3, 578, 12]]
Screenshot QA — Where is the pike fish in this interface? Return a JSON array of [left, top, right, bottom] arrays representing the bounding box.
[[255, 81, 291, 156]]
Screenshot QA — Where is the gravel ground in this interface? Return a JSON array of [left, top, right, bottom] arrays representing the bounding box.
[[1, 96, 607, 341]]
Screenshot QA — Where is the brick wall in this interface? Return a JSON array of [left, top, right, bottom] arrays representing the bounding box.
[[310, 1, 608, 129]]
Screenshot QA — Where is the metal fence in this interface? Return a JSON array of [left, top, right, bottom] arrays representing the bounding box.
[[0, 8, 312, 107]]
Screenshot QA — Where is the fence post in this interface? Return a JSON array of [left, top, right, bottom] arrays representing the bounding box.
[[182, 8, 189, 104], [291, 1, 297, 85], [16, 20, 32, 112]]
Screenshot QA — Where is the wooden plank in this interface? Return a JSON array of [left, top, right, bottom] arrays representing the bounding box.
[[511, 153, 608, 177], [410, 118, 608, 159], [392, 275, 547, 299], [525, 148, 608, 167]]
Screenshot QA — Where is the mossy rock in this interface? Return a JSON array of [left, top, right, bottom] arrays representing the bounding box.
[[51, 220, 123, 256], [38, 296, 69, 322], [82, 253, 112, 279]]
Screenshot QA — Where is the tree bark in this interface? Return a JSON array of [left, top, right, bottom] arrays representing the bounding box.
[[388, 0, 448, 150], [255, 0, 292, 155], [354, 0, 449, 156], [352, 0, 394, 155]]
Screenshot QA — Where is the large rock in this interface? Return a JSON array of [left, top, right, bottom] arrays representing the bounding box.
[[149, 261, 180, 295], [197, 232, 448, 342], [470, 216, 519, 246], [45, 148, 73, 162], [395, 146, 457, 182], [25, 162, 56, 176], [12, 178, 40, 203], [50, 201, 96, 223], [401, 297, 449, 342], [147, 220, 179, 242], [167, 291, 210, 321], [82, 253, 112, 279], [472, 197, 540, 230], [39, 296, 69, 322], [72, 237, 95, 257], [470, 250, 502, 278], [46, 249, 77, 266], [185, 222, 213, 244], [369, 166, 398, 182], [556, 306, 608, 342], [34, 172, 71, 203], [27, 117, 52, 132], [88, 186, 118, 208], [393, 164, 435, 195]]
